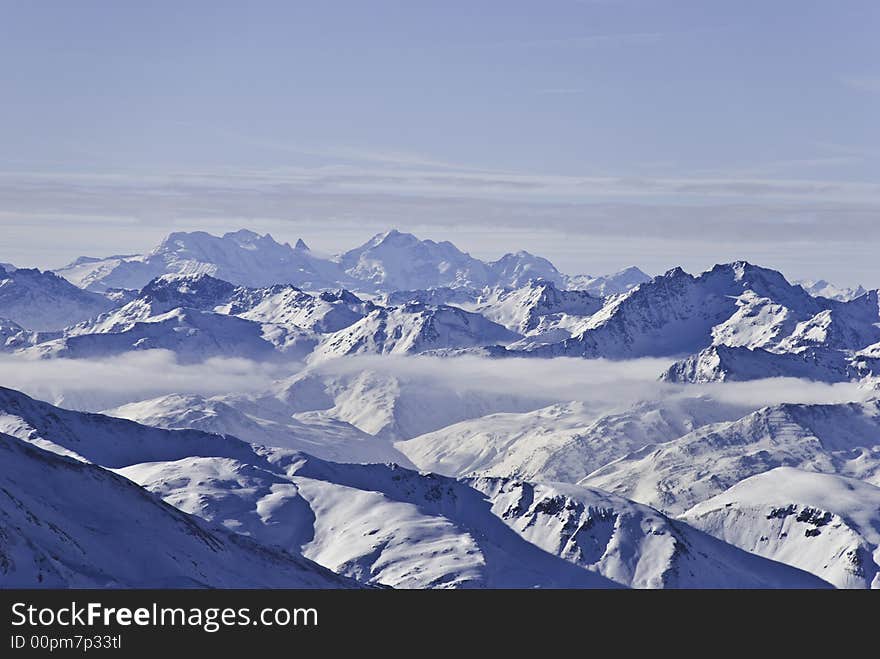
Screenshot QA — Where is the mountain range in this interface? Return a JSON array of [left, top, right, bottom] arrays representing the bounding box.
[[3, 230, 876, 386], [0, 386, 828, 588], [2, 227, 879, 589]]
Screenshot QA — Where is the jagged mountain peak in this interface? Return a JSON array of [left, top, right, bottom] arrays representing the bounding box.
[[661, 265, 691, 279], [157, 228, 283, 251], [311, 301, 519, 360], [139, 272, 238, 308], [318, 288, 364, 305]]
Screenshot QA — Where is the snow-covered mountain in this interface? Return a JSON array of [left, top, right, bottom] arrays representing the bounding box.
[[224, 287, 377, 333], [661, 344, 855, 383], [382, 286, 481, 308], [339, 229, 497, 291], [0, 431, 355, 588], [469, 280, 604, 345], [340, 230, 577, 292], [381, 281, 605, 349], [526, 262, 825, 359], [0, 264, 116, 331], [581, 400, 880, 515], [663, 289, 880, 383], [0, 383, 823, 588], [488, 251, 565, 288], [10, 226, 880, 590], [55, 230, 350, 292], [32, 273, 384, 362], [104, 392, 413, 466], [500, 261, 880, 386], [72, 272, 373, 336], [566, 266, 651, 297], [29, 308, 289, 363], [0, 385, 260, 467], [682, 468, 880, 589], [311, 303, 520, 360], [397, 396, 750, 483], [0, 318, 59, 352], [49, 230, 880, 386], [120, 449, 825, 589], [60, 229, 570, 294], [797, 279, 868, 302], [233, 367, 548, 442]]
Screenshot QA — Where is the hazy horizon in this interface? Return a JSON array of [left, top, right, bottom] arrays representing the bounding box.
[[2, 1, 877, 287]]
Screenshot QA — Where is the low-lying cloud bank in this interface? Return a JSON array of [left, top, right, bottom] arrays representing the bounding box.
[[0, 351, 874, 414], [0, 351, 303, 411], [310, 354, 877, 410]]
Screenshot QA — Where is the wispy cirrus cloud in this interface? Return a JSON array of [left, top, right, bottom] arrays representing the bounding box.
[[5, 165, 877, 203]]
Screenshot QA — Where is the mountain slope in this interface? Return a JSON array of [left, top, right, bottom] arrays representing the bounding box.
[[339, 229, 495, 291], [0, 264, 115, 331], [566, 266, 651, 297], [311, 303, 519, 360], [527, 262, 825, 359], [581, 400, 880, 515], [29, 308, 286, 363], [473, 280, 603, 341], [0, 432, 355, 588], [661, 344, 854, 383], [488, 251, 565, 288], [104, 392, 413, 466], [0, 385, 257, 468], [397, 396, 749, 482], [682, 468, 880, 589], [121, 450, 825, 589]]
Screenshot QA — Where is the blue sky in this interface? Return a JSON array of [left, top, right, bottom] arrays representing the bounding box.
[[1, 1, 878, 285]]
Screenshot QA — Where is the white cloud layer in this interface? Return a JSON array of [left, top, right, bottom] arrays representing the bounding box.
[[0, 352, 873, 417], [311, 355, 876, 410], [0, 351, 302, 411]]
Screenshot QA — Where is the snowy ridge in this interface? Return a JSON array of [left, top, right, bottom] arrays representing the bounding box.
[[0, 432, 356, 588], [566, 266, 651, 297], [0, 385, 257, 467], [55, 229, 352, 292], [581, 400, 880, 515], [120, 449, 825, 588], [797, 279, 868, 302], [310, 303, 520, 360], [682, 468, 880, 588], [397, 396, 750, 482], [0, 265, 115, 332], [0, 384, 826, 588], [5, 227, 880, 588]]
